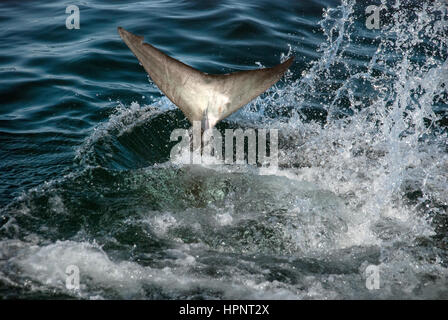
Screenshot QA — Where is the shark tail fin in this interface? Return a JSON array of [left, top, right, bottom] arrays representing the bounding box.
[[118, 27, 294, 128]]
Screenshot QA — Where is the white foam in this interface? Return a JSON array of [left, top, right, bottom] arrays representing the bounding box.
[[8, 240, 305, 299]]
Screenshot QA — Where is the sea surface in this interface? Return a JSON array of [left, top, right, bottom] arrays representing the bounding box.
[[0, 0, 447, 299]]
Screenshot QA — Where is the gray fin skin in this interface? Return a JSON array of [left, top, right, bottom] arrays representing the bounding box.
[[118, 27, 294, 128]]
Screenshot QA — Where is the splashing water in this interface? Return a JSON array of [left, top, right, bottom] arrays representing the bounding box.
[[1, 0, 447, 299]]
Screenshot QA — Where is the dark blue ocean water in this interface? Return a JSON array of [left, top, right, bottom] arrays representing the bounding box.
[[0, 0, 447, 299]]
